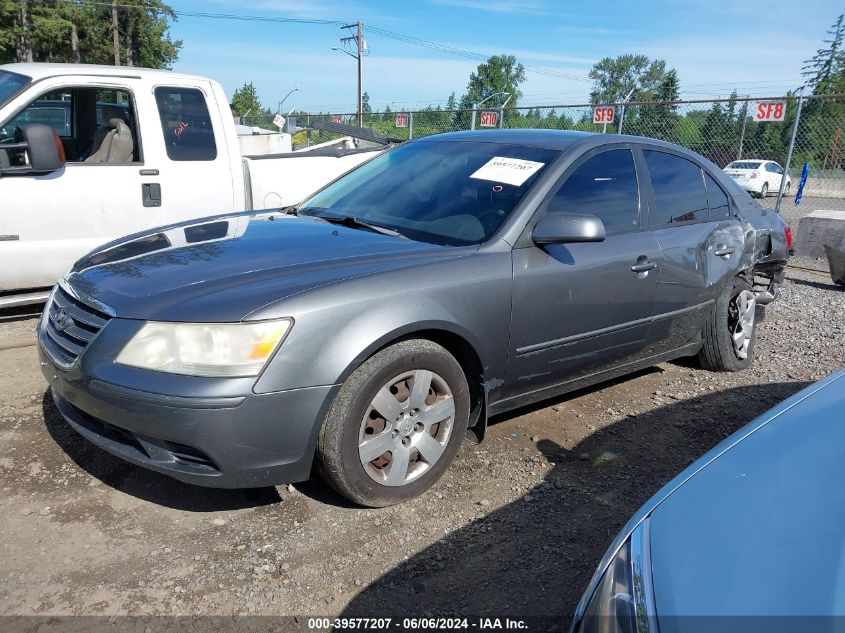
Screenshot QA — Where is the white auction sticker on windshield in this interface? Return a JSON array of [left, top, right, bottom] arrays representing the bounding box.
[[470, 156, 545, 187]]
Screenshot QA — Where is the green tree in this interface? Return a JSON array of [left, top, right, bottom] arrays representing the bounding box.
[[588, 53, 674, 104], [802, 14, 844, 95], [459, 54, 526, 109], [0, 0, 180, 67], [230, 82, 263, 118], [361, 91, 372, 114]]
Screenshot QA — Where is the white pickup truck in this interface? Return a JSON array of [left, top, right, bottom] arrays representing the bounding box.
[[0, 63, 387, 306]]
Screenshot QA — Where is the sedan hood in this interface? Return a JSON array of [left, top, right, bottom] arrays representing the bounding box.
[[647, 370, 845, 620], [66, 213, 468, 322]]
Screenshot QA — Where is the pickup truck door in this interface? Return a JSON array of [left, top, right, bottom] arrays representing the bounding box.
[[0, 78, 149, 290], [503, 147, 660, 404], [145, 83, 238, 222]]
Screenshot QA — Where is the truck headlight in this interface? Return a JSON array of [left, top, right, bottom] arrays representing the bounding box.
[[115, 319, 292, 377], [574, 519, 656, 633]]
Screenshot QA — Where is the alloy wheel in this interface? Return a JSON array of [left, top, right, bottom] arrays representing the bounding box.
[[729, 289, 756, 360], [358, 370, 455, 486]]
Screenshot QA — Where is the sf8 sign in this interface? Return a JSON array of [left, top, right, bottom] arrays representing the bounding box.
[[755, 101, 786, 122], [479, 111, 498, 127], [593, 106, 615, 124]]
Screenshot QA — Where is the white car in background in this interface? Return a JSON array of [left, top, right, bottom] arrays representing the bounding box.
[[724, 159, 791, 198]]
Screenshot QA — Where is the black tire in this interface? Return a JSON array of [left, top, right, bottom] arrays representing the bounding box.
[[785, 181, 791, 195], [698, 276, 757, 372], [760, 182, 769, 198], [316, 339, 470, 507]]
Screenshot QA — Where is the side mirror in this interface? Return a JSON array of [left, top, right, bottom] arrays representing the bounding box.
[[532, 213, 606, 245], [18, 124, 66, 173]]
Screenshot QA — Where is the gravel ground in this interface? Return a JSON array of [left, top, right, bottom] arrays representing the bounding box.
[[0, 201, 843, 629]]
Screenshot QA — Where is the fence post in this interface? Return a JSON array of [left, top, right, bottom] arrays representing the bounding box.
[[470, 104, 477, 131], [737, 98, 749, 160], [408, 111, 414, 140], [306, 115, 311, 148], [498, 107, 504, 129], [775, 95, 803, 214]]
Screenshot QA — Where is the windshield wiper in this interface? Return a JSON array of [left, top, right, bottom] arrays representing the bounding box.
[[279, 205, 300, 216], [315, 215, 406, 238]]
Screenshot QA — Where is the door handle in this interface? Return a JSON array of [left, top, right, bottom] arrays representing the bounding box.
[[714, 245, 735, 258], [631, 260, 658, 273], [142, 183, 162, 207]]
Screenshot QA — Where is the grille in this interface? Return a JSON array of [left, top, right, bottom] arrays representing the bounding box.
[[43, 285, 111, 365]]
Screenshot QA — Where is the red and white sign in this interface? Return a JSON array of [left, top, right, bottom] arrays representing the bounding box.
[[331, 115, 343, 124], [395, 113, 409, 128], [754, 101, 786, 122], [479, 111, 498, 127], [593, 105, 615, 124]]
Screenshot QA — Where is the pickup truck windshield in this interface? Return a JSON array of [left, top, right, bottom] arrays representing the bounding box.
[[299, 140, 560, 246], [0, 70, 30, 109]]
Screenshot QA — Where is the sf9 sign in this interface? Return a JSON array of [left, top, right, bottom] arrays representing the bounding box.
[[479, 111, 498, 127], [593, 105, 615, 124], [331, 115, 343, 124], [755, 101, 786, 122]]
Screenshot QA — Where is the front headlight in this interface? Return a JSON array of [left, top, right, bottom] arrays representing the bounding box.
[[575, 519, 656, 633], [115, 319, 292, 377]]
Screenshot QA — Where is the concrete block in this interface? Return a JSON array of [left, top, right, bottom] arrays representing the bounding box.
[[797, 210, 845, 259]]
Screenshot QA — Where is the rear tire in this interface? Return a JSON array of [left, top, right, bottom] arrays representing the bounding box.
[[316, 339, 470, 507], [760, 182, 769, 198], [698, 276, 757, 372]]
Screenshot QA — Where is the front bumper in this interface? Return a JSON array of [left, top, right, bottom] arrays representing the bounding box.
[[39, 346, 338, 489]]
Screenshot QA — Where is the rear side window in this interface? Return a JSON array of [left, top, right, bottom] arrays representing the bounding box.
[[644, 150, 709, 227], [704, 173, 731, 220], [154, 87, 217, 161], [547, 149, 639, 234]]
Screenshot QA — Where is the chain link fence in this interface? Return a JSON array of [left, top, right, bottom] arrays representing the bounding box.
[[299, 94, 845, 215]]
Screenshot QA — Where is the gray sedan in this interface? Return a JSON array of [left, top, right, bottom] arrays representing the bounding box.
[[38, 130, 789, 506]]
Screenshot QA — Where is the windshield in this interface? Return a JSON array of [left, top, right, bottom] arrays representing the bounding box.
[[0, 70, 30, 109], [299, 140, 560, 246], [727, 161, 762, 170]]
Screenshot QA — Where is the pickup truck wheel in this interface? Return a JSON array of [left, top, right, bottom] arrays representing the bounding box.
[[698, 276, 757, 372], [317, 339, 470, 507]]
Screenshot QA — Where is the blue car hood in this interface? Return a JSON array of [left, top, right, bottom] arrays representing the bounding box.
[[648, 370, 845, 620], [66, 213, 468, 322]]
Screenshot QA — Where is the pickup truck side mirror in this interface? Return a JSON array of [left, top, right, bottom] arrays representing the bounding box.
[[0, 124, 66, 175], [21, 124, 66, 172], [532, 212, 606, 245]]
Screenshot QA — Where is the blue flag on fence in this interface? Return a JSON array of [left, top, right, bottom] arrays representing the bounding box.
[[794, 161, 809, 205]]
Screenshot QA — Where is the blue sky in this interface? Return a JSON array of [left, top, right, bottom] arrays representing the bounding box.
[[168, 0, 841, 113]]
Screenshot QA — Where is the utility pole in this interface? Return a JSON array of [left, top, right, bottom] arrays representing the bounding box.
[[339, 21, 365, 126], [111, 0, 120, 66]]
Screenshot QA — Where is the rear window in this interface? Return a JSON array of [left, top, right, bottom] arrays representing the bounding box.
[[705, 173, 731, 220], [154, 87, 217, 161], [644, 150, 709, 227], [727, 161, 761, 170]]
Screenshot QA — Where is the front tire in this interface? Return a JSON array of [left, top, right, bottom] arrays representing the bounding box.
[[698, 276, 757, 372], [316, 339, 470, 507]]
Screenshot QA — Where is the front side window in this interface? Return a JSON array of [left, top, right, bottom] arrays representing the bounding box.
[[155, 87, 217, 161], [546, 149, 640, 234], [299, 140, 560, 246], [705, 173, 731, 220], [644, 150, 709, 227]]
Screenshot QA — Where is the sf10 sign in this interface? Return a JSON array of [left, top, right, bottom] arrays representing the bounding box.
[[755, 101, 786, 122], [395, 113, 409, 128], [593, 105, 615, 124], [479, 111, 498, 127]]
